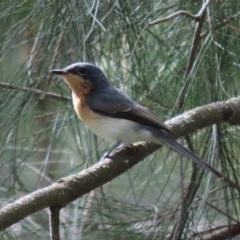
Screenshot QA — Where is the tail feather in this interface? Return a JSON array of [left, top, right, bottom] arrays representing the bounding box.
[[156, 131, 222, 178]]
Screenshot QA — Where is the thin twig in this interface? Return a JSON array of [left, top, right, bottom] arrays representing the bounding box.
[[130, 0, 211, 61], [148, 11, 199, 27], [0, 81, 70, 101], [34, 110, 67, 119], [156, 186, 224, 217], [205, 201, 239, 223], [148, 0, 210, 27], [41, 16, 71, 99], [28, 22, 44, 84], [201, 14, 239, 38]]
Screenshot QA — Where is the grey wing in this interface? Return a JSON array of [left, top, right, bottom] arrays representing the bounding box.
[[85, 88, 172, 133]]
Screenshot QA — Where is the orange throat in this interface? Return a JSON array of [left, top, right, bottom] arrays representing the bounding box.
[[71, 84, 98, 124]]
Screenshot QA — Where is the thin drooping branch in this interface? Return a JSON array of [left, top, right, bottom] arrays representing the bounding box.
[[0, 98, 239, 231], [0, 81, 71, 101]]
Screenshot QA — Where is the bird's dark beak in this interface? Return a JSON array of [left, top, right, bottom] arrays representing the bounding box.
[[50, 69, 69, 75]]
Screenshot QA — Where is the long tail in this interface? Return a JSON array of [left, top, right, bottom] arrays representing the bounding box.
[[155, 131, 222, 178]]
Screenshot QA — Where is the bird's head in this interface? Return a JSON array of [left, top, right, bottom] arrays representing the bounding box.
[[51, 62, 110, 95]]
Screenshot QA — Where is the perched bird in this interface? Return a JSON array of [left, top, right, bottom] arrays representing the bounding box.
[[51, 62, 221, 178]]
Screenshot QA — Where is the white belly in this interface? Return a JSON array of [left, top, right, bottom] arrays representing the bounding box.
[[84, 116, 153, 144]]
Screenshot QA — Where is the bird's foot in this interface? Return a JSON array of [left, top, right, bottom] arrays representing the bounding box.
[[99, 151, 111, 161], [99, 141, 122, 161]]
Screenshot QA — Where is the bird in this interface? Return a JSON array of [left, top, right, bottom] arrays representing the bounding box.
[[50, 62, 222, 178]]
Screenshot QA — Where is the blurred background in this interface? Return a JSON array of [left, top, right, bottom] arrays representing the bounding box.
[[1, 0, 240, 239]]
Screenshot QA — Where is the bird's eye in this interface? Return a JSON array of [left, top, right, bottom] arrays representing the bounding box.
[[78, 67, 86, 75]]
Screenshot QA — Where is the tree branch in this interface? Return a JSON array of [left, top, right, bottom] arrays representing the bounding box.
[[0, 97, 239, 231]]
